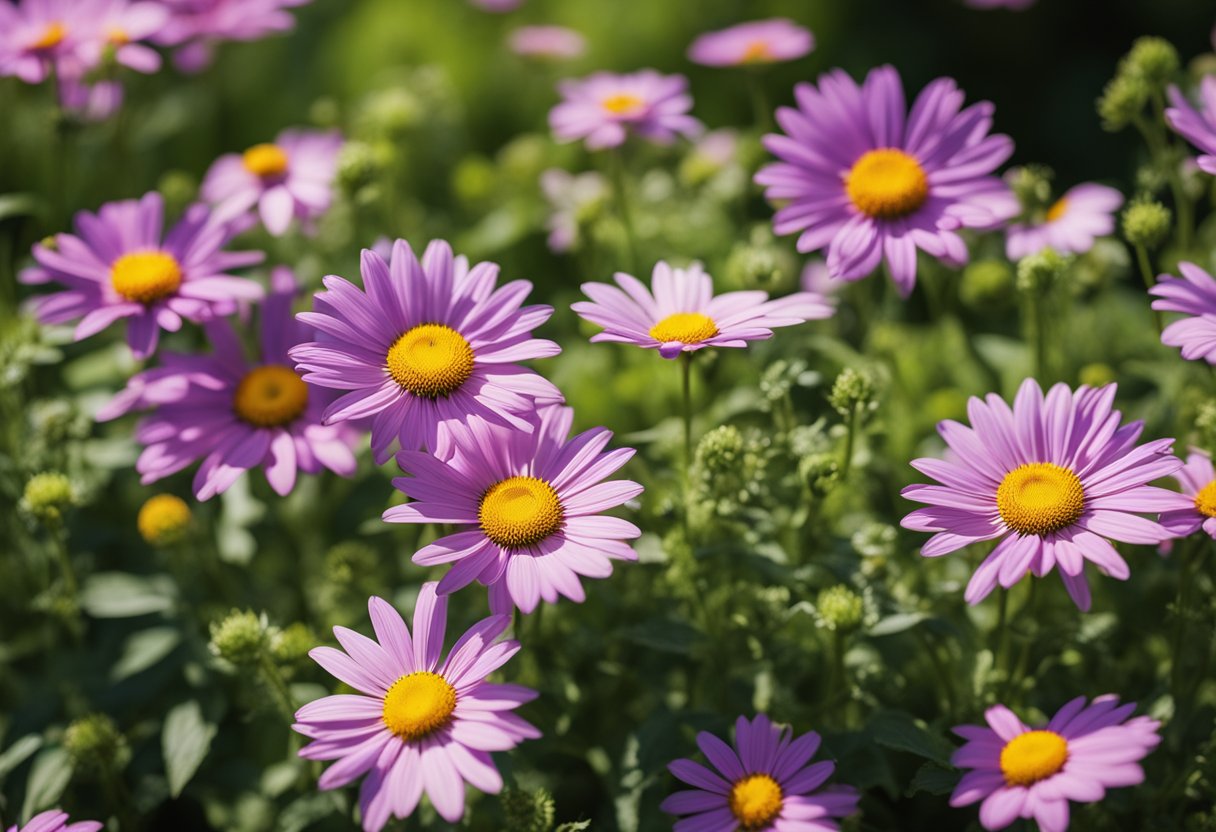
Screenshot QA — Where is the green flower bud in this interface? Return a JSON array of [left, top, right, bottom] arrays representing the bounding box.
[[828, 368, 877, 418], [210, 610, 270, 666], [22, 472, 75, 523], [137, 494, 192, 547], [501, 787, 557, 832], [814, 585, 865, 633], [324, 541, 379, 586], [960, 260, 1014, 308], [1016, 248, 1069, 292], [1122, 199, 1172, 249], [1123, 37, 1180, 86], [724, 227, 793, 293], [271, 622, 316, 666], [1006, 165, 1054, 213], [851, 522, 898, 560], [800, 452, 840, 496], [1078, 363, 1116, 388], [1098, 74, 1150, 131], [65, 713, 128, 774], [695, 425, 744, 478]]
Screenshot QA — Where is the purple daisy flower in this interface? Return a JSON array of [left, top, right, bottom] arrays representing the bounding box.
[[571, 260, 834, 359], [153, 0, 311, 73], [76, 0, 169, 75], [508, 25, 585, 60], [549, 70, 703, 151], [201, 128, 342, 237], [1159, 449, 1216, 539], [0, 0, 82, 84], [755, 65, 1017, 297], [19, 192, 264, 359], [384, 406, 642, 614], [1149, 262, 1216, 363], [1005, 184, 1123, 260], [294, 585, 539, 830], [1166, 76, 1216, 176], [98, 268, 358, 500], [661, 714, 860, 831], [289, 239, 562, 462], [687, 18, 814, 68], [950, 695, 1160, 832], [901, 378, 1190, 611], [5, 810, 102, 832]]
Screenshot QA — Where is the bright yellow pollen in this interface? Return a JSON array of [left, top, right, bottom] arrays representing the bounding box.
[[386, 323, 475, 398], [31, 22, 66, 50], [479, 476, 564, 548], [232, 365, 309, 427], [1000, 730, 1069, 787], [728, 774, 784, 829], [845, 148, 930, 220], [137, 494, 192, 547], [1045, 197, 1069, 223], [110, 251, 183, 304], [382, 671, 457, 742], [602, 93, 645, 116], [107, 27, 131, 46], [1194, 480, 1216, 518], [649, 312, 719, 345], [242, 143, 290, 178], [740, 40, 774, 63], [996, 462, 1085, 537]]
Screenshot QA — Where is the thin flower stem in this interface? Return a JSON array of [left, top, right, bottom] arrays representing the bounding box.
[[746, 69, 772, 132], [680, 352, 693, 474], [259, 654, 299, 723], [1134, 244, 1164, 334], [841, 402, 859, 480], [50, 523, 78, 598], [609, 147, 641, 273]]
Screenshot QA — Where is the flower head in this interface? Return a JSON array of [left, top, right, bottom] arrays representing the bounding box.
[[902, 379, 1189, 610], [19, 192, 263, 358], [661, 714, 860, 831], [5, 810, 102, 832], [1159, 449, 1216, 539], [98, 268, 358, 500], [688, 18, 814, 67], [76, 0, 170, 75], [202, 128, 343, 236], [0, 0, 80, 84], [289, 239, 562, 462], [508, 25, 585, 60], [153, 0, 311, 72], [294, 585, 540, 830], [1149, 262, 1216, 363], [385, 406, 642, 614], [549, 70, 702, 150], [1166, 76, 1216, 175], [572, 261, 833, 358], [950, 695, 1160, 831], [755, 65, 1017, 296], [1005, 184, 1123, 260]]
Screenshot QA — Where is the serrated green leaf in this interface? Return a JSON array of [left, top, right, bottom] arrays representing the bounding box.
[[21, 746, 72, 818], [162, 700, 216, 797]]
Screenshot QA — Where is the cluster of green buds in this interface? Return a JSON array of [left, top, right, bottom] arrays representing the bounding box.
[[209, 610, 272, 667], [64, 713, 130, 775], [828, 367, 880, 421], [1015, 247, 1070, 294], [1097, 37, 1180, 132], [724, 225, 796, 293], [21, 471, 76, 526], [690, 425, 769, 523], [500, 787, 558, 832], [812, 585, 866, 634], [1122, 198, 1172, 250]]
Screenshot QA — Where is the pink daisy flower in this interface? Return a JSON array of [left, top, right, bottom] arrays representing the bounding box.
[[1005, 184, 1124, 260], [571, 260, 834, 359], [5, 810, 102, 832], [98, 268, 358, 500], [549, 70, 702, 151], [1159, 449, 1216, 539], [1149, 262, 1216, 363], [950, 695, 1160, 832], [294, 585, 539, 830], [687, 18, 814, 68], [508, 25, 585, 60], [289, 239, 562, 462], [755, 65, 1018, 297], [19, 192, 264, 359], [1166, 76, 1216, 176], [153, 0, 311, 72], [661, 714, 860, 831], [384, 406, 642, 615], [201, 128, 343, 237], [0, 0, 82, 84], [901, 378, 1190, 610], [76, 0, 170, 75]]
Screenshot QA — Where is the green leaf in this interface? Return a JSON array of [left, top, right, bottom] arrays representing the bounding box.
[[869, 612, 928, 636], [162, 700, 217, 797], [80, 572, 177, 618], [111, 626, 182, 681], [556, 822, 592, 831], [0, 734, 42, 781], [906, 761, 959, 797], [868, 710, 954, 767], [0, 193, 47, 223], [21, 747, 72, 818]]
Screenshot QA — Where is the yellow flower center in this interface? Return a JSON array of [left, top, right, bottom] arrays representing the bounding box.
[[386, 323, 475, 398], [479, 476, 564, 548], [1000, 730, 1069, 787], [602, 93, 645, 116], [845, 148, 930, 220], [382, 671, 457, 742], [740, 40, 774, 63], [110, 251, 183, 304], [996, 462, 1085, 537], [107, 27, 131, 46], [728, 774, 784, 829], [648, 312, 719, 344], [232, 365, 310, 427], [242, 143, 290, 178], [31, 21, 66, 50], [1045, 197, 1069, 223], [137, 494, 192, 546], [1195, 480, 1216, 518]]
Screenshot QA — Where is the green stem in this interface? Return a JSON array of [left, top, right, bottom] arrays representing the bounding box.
[[259, 654, 298, 722], [1150, 90, 1194, 252], [1134, 244, 1164, 335], [994, 589, 1010, 689], [50, 524, 78, 598], [608, 148, 640, 273], [746, 69, 772, 132], [680, 353, 694, 546], [840, 402, 859, 480]]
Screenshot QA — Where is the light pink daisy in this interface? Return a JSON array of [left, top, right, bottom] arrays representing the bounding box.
[[1166, 76, 1216, 175], [571, 261, 834, 359], [294, 585, 539, 830], [950, 695, 1160, 832], [1005, 184, 1124, 260], [1149, 262, 1216, 363], [0, 0, 82, 84], [507, 25, 585, 60], [76, 0, 169, 75], [5, 810, 102, 832], [549, 70, 702, 150], [687, 18, 814, 68], [1159, 449, 1216, 539]]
